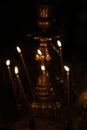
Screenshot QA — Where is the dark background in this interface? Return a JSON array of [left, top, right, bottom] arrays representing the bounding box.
[[0, 0, 87, 125], [0, 1, 87, 61]]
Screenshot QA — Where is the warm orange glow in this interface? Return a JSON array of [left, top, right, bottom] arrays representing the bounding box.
[[57, 40, 62, 47], [38, 21, 49, 26], [16, 46, 21, 53], [64, 65, 70, 72], [37, 49, 42, 55], [14, 66, 19, 75], [78, 90, 87, 105], [40, 8, 48, 18], [6, 59, 10, 66]]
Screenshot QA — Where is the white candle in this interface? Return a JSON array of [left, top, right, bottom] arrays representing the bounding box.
[[16, 46, 32, 90], [6, 59, 15, 93], [14, 66, 30, 109], [57, 40, 64, 75], [6, 59, 19, 106], [64, 65, 70, 106]]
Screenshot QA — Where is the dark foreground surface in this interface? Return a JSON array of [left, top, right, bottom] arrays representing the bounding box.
[[0, 104, 87, 130]]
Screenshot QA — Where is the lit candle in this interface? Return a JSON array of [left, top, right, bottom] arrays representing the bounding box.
[[41, 65, 45, 71], [57, 40, 62, 47], [57, 40, 64, 75], [16, 46, 32, 91], [37, 49, 42, 56], [14, 66, 30, 109], [41, 64, 45, 74], [14, 66, 26, 97], [6, 59, 14, 87], [41, 64, 47, 87], [64, 65, 70, 106], [37, 49, 45, 65], [6, 59, 19, 106]]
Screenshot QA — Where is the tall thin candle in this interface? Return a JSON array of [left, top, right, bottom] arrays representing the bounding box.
[[57, 40, 64, 75], [64, 65, 70, 106], [16, 46, 32, 91], [6, 59, 19, 106], [14, 66, 31, 111]]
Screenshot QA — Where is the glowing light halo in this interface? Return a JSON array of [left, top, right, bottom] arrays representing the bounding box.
[[64, 65, 70, 72], [6, 59, 10, 66], [37, 49, 42, 56], [57, 40, 62, 47], [16, 46, 21, 53], [41, 65, 45, 71], [14, 66, 19, 75]]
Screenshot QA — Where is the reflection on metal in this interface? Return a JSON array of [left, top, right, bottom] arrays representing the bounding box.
[[37, 5, 49, 18], [38, 21, 50, 30], [27, 34, 60, 41], [34, 37, 52, 41], [36, 3, 55, 31], [36, 4, 55, 18], [32, 39, 56, 109], [36, 43, 51, 61], [78, 89, 87, 106], [30, 1, 63, 110], [40, 7, 48, 18]]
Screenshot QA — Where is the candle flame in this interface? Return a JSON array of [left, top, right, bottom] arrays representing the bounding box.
[[16, 46, 21, 53], [64, 65, 69, 72], [14, 66, 19, 74], [57, 40, 62, 47], [6, 59, 10, 66], [37, 49, 42, 55], [41, 65, 45, 71]]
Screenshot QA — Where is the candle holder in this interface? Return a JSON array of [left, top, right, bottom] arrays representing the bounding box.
[[3, 2, 77, 128], [31, 39, 57, 109]]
